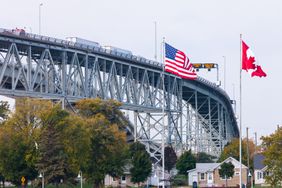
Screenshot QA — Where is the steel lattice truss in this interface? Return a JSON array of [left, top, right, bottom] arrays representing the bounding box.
[[0, 33, 239, 167]]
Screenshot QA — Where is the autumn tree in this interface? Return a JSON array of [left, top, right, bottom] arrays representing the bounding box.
[[76, 98, 128, 188], [176, 150, 196, 175], [0, 98, 52, 186], [218, 138, 255, 170], [261, 127, 282, 186], [218, 162, 235, 187], [0, 100, 9, 121]]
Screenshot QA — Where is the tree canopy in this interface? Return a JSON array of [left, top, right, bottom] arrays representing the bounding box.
[[164, 146, 177, 172], [218, 162, 235, 187], [218, 138, 255, 170], [261, 127, 282, 186], [0, 98, 130, 187], [176, 150, 196, 175], [129, 142, 152, 186], [196, 152, 216, 163]]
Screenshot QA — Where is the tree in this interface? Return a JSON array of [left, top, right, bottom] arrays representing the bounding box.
[[0, 98, 52, 186], [196, 152, 216, 163], [261, 127, 282, 187], [164, 146, 177, 172], [218, 138, 255, 170], [0, 125, 37, 186], [76, 99, 128, 188], [75, 98, 124, 128], [36, 105, 70, 186], [0, 101, 9, 121], [0, 100, 9, 187], [218, 162, 235, 187], [176, 150, 196, 175], [84, 115, 128, 187], [129, 142, 152, 187]]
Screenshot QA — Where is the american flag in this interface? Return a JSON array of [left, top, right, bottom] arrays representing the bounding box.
[[164, 43, 197, 80]]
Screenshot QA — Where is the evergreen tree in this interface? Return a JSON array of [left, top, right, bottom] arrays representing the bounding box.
[[129, 142, 152, 187], [176, 150, 196, 175], [36, 106, 70, 185], [196, 152, 216, 163]]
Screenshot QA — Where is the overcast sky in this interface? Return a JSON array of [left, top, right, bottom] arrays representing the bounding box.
[[1, 0, 281, 141]]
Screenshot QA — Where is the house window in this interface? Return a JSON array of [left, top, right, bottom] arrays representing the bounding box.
[[257, 172, 262, 179], [121, 176, 126, 181], [235, 171, 240, 176], [200, 173, 205, 180]]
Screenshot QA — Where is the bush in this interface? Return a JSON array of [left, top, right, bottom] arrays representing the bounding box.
[[171, 174, 187, 186]]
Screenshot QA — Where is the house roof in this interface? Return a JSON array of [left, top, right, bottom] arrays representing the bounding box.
[[213, 157, 248, 169], [187, 163, 220, 173], [188, 157, 248, 174], [254, 153, 266, 170]]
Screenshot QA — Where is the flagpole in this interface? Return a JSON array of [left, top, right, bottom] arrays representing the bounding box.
[[239, 34, 243, 188], [161, 37, 165, 188]]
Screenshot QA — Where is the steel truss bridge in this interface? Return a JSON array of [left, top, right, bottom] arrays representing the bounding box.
[[0, 28, 238, 167]]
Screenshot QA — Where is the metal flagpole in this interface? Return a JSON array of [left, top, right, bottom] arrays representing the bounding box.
[[239, 34, 243, 188], [161, 37, 166, 188]]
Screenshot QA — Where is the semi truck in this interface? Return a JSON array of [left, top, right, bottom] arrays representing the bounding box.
[[66, 37, 100, 48]]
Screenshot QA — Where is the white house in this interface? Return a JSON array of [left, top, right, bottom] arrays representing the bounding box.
[[188, 157, 248, 187], [253, 153, 268, 186]]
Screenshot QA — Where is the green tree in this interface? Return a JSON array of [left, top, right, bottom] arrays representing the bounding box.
[[129, 142, 152, 187], [218, 162, 235, 187], [261, 127, 282, 187], [196, 152, 216, 163], [164, 146, 177, 172], [0, 100, 9, 187], [176, 150, 196, 175], [0, 125, 37, 186]]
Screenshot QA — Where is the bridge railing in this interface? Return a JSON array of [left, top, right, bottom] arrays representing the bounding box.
[[0, 28, 163, 68]]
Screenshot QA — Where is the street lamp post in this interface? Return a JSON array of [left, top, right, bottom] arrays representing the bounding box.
[[38, 172, 44, 188], [248, 171, 253, 188], [223, 56, 226, 90], [77, 171, 82, 188], [39, 3, 43, 35]]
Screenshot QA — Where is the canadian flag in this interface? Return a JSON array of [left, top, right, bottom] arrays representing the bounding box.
[[242, 40, 267, 77]]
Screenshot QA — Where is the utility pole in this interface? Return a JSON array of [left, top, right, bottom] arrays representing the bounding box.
[[254, 132, 257, 153], [246, 127, 250, 186]]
